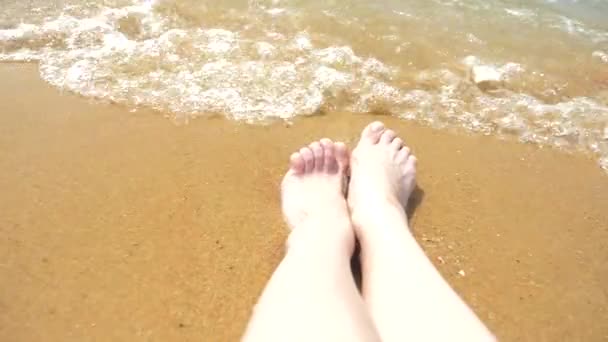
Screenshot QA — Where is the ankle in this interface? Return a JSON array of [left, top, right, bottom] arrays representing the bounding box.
[[351, 201, 411, 243], [350, 196, 406, 225], [286, 216, 355, 254]]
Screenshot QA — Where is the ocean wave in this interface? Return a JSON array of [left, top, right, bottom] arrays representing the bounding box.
[[0, 0, 607, 172], [0, 3, 393, 121]]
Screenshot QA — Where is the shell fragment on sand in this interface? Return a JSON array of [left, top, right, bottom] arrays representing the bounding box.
[[471, 65, 503, 89]]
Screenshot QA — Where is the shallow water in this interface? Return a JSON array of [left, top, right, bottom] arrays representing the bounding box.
[[1, 0, 607, 170]]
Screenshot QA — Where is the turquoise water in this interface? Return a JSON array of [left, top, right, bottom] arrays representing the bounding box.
[[1, 0, 607, 170]]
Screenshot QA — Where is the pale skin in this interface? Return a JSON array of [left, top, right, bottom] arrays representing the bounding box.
[[242, 121, 496, 342]]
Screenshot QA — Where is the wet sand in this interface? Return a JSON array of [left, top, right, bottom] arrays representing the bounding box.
[[0, 63, 607, 341]]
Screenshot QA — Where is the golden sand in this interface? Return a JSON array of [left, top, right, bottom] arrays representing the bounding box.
[[1, 64, 607, 341]]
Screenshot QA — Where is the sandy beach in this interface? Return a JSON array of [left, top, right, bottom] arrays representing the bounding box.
[[1, 63, 607, 341]]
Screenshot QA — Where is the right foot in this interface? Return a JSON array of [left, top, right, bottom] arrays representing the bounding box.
[[348, 121, 417, 226]]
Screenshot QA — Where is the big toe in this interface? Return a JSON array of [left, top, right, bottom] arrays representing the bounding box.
[[289, 152, 305, 174], [359, 121, 385, 145]]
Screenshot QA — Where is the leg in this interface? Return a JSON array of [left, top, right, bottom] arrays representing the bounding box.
[[348, 122, 495, 342], [243, 139, 380, 342]]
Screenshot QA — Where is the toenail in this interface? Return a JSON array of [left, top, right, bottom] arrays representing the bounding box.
[[371, 122, 384, 132]]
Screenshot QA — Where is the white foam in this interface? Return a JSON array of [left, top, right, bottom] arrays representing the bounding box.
[[504, 8, 536, 19], [266, 8, 286, 16], [293, 33, 313, 51], [312, 66, 354, 91], [255, 42, 276, 58], [592, 51, 608, 63], [1, 0, 608, 173], [204, 29, 238, 55], [553, 15, 608, 43], [313, 46, 362, 66], [466, 33, 483, 44]]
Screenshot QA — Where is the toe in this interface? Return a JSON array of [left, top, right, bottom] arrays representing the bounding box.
[[405, 154, 417, 171], [380, 129, 397, 144], [360, 121, 385, 144], [391, 137, 403, 150], [289, 152, 305, 174], [320, 138, 338, 173], [299, 147, 314, 173], [396, 146, 411, 163], [309, 141, 324, 171], [334, 142, 349, 172]]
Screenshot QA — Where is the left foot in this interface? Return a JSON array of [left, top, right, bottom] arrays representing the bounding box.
[[281, 139, 350, 231]]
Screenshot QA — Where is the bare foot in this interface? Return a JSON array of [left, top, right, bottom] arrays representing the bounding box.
[[345, 122, 495, 342], [348, 121, 417, 230], [281, 139, 350, 231]]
